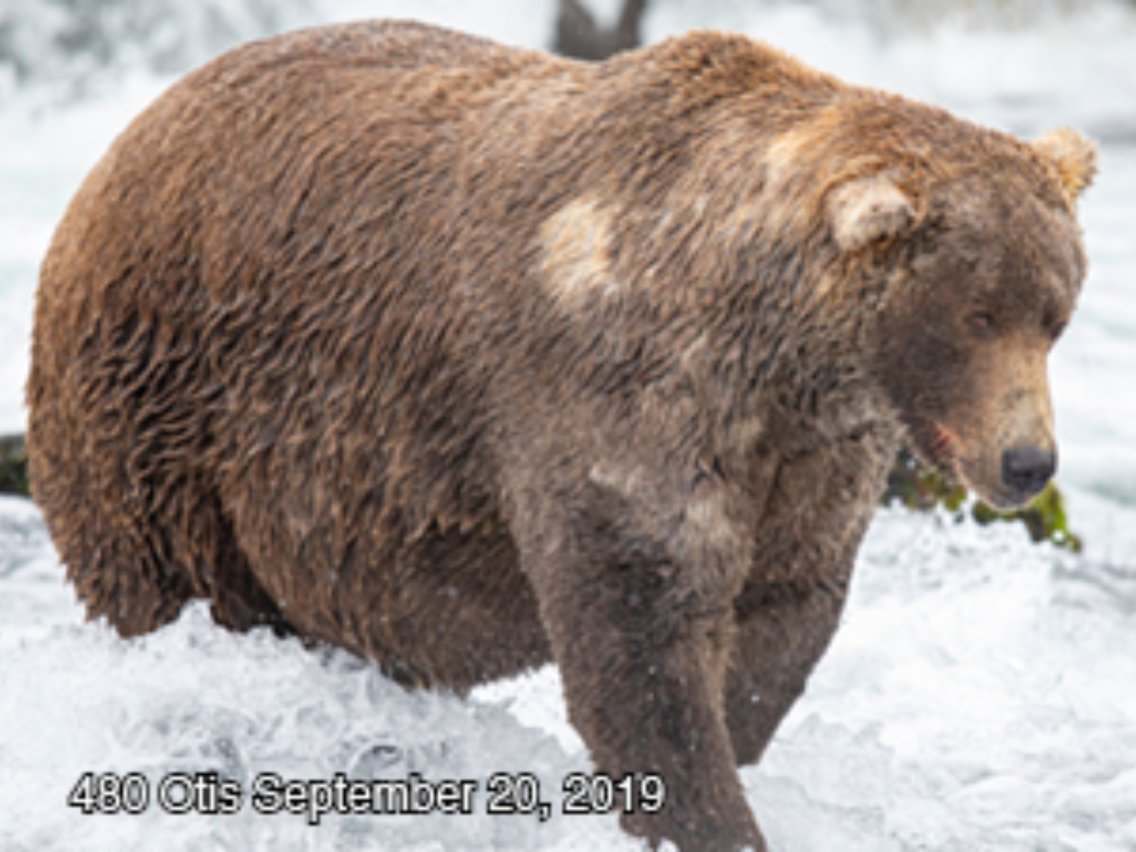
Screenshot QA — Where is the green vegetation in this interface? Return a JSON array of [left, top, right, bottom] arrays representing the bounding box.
[[883, 448, 1083, 552], [0, 433, 29, 497]]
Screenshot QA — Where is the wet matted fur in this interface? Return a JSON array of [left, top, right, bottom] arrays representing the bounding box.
[[27, 20, 1094, 850]]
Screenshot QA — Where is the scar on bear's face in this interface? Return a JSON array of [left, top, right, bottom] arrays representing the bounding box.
[[539, 197, 619, 307]]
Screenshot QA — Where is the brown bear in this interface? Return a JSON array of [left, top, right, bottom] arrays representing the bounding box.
[[27, 20, 1094, 851]]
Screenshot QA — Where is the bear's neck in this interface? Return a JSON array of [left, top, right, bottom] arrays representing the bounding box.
[[624, 187, 900, 459], [715, 268, 897, 456]]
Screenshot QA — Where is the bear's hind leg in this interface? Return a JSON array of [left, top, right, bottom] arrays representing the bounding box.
[[187, 490, 291, 636], [28, 314, 285, 638], [32, 437, 283, 638], [28, 448, 197, 637]]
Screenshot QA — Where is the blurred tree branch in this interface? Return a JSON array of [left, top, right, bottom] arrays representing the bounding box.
[[553, 0, 648, 60]]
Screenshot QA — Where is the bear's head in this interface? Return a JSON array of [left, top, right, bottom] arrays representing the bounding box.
[[830, 128, 1096, 510]]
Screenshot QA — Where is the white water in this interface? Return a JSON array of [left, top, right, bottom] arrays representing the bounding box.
[[2, 2, 1134, 849]]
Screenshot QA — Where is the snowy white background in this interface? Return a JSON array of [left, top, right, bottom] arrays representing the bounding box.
[[1, 1, 1135, 849]]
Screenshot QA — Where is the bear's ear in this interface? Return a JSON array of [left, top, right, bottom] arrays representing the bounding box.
[[827, 174, 914, 252], [1032, 127, 1097, 202]]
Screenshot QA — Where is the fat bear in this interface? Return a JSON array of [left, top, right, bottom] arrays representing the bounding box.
[[27, 20, 1094, 851]]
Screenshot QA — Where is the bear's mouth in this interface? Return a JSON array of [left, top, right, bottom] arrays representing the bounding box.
[[907, 420, 1022, 510], [907, 418, 962, 480], [928, 422, 957, 469]]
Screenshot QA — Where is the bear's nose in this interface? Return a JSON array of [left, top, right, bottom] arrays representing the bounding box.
[[1001, 446, 1056, 499]]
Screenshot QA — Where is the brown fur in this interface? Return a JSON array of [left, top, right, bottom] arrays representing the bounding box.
[[27, 21, 1093, 850]]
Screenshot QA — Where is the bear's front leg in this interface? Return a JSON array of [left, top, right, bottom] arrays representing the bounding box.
[[516, 493, 765, 851], [724, 571, 851, 767], [722, 437, 883, 766]]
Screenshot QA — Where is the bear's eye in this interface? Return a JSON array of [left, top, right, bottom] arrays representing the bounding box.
[[966, 310, 998, 339]]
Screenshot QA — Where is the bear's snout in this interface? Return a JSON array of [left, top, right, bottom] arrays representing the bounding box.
[[1001, 445, 1056, 501]]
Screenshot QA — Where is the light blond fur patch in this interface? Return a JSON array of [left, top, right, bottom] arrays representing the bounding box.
[[539, 197, 617, 306], [762, 105, 843, 188], [746, 112, 840, 240], [763, 126, 812, 189], [588, 461, 643, 496]]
